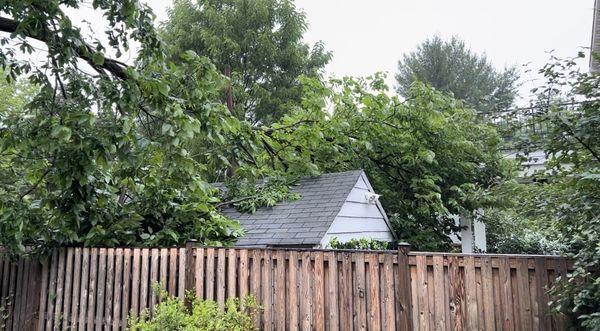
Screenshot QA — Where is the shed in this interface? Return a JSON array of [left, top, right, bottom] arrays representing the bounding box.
[[218, 170, 395, 248]]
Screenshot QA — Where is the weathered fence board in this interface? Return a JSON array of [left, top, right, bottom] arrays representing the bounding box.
[[0, 247, 573, 330]]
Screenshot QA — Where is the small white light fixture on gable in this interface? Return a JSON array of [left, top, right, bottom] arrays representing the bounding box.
[[365, 193, 381, 204]]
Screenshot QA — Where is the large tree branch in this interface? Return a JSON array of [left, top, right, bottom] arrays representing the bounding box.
[[0, 16, 129, 80]]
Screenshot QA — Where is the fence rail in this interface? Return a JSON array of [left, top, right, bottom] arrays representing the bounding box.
[[0, 246, 572, 330]]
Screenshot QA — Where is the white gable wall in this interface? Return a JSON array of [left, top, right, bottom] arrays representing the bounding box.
[[320, 173, 395, 247]]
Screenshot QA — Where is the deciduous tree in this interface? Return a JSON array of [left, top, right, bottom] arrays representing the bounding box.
[[161, 0, 332, 124]]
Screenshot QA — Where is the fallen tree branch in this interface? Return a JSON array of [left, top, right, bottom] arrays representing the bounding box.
[[0, 16, 129, 80]]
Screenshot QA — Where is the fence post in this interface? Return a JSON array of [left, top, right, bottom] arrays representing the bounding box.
[[397, 242, 413, 330], [184, 241, 196, 309]]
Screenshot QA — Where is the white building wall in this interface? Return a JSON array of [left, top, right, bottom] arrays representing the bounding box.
[[320, 173, 394, 247]]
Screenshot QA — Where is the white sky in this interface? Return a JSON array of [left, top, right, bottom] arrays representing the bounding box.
[[142, 0, 595, 102], [14, 1, 595, 104]]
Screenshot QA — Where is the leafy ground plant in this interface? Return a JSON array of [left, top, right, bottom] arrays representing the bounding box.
[[129, 287, 260, 331]]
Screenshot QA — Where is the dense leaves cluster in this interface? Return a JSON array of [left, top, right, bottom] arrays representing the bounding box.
[[250, 75, 512, 250], [0, 0, 244, 254]]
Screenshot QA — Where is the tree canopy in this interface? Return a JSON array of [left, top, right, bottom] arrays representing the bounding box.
[[0, 1, 511, 255], [249, 75, 513, 250], [0, 0, 244, 254], [395, 36, 519, 114], [160, 0, 332, 124]]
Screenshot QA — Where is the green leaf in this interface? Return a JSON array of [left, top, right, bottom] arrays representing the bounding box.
[[92, 52, 104, 65], [158, 83, 170, 96]]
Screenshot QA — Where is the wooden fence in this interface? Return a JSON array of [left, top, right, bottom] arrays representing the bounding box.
[[0, 246, 572, 330]]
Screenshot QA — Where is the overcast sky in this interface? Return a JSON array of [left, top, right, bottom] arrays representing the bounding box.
[[142, 0, 595, 102]]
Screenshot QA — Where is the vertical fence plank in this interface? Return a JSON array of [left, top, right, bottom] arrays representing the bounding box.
[[517, 258, 532, 331], [168, 248, 178, 297], [238, 249, 248, 300], [69, 248, 81, 331], [227, 249, 237, 300], [499, 257, 514, 331], [339, 252, 353, 331], [150, 249, 159, 310], [16, 257, 27, 330], [1, 254, 10, 317], [327, 251, 339, 331], [354, 252, 367, 331], [464, 256, 478, 330], [159, 249, 168, 293], [250, 250, 261, 329], [178, 247, 186, 299], [529, 263, 540, 331], [432, 255, 445, 331], [130, 248, 141, 318], [492, 267, 503, 331], [43, 251, 57, 330], [104, 249, 115, 328], [300, 251, 312, 331], [5, 260, 17, 330], [482, 256, 495, 331], [366, 254, 380, 331], [415, 255, 430, 331], [78, 248, 90, 330], [139, 248, 150, 313], [12, 258, 24, 331], [86, 248, 99, 331], [475, 266, 484, 331], [448, 256, 463, 331], [95, 248, 107, 330], [535, 258, 551, 331], [217, 249, 226, 309], [37, 257, 50, 331], [274, 250, 285, 331], [205, 248, 215, 301], [52, 249, 66, 330], [379, 254, 393, 331], [59, 249, 73, 330], [313, 252, 325, 331], [113, 248, 123, 331], [194, 248, 205, 299], [121, 248, 132, 328], [288, 251, 298, 331], [397, 247, 412, 331], [25, 258, 42, 331], [262, 250, 273, 331]]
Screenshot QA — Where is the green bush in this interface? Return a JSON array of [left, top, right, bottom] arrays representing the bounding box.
[[129, 288, 259, 331], [327, 237, 393, 250]]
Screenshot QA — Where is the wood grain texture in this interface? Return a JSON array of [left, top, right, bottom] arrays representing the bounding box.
[[367, 254, 381, 331], [464, 256, 478, 330], [287, 251, 299, 331], [432, 255, 445, 331], [353, 252, 367, 331], [0, 247, 575, 331]]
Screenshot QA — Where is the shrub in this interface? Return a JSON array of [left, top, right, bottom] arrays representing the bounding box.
[[129, 287, 259, 331], [327, 237, 393, 250]]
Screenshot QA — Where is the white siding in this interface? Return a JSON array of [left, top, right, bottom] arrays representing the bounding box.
[[320, 172, 394, 247]]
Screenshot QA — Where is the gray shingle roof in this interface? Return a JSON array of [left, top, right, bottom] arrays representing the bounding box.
[[218, 170, 364, 247]]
